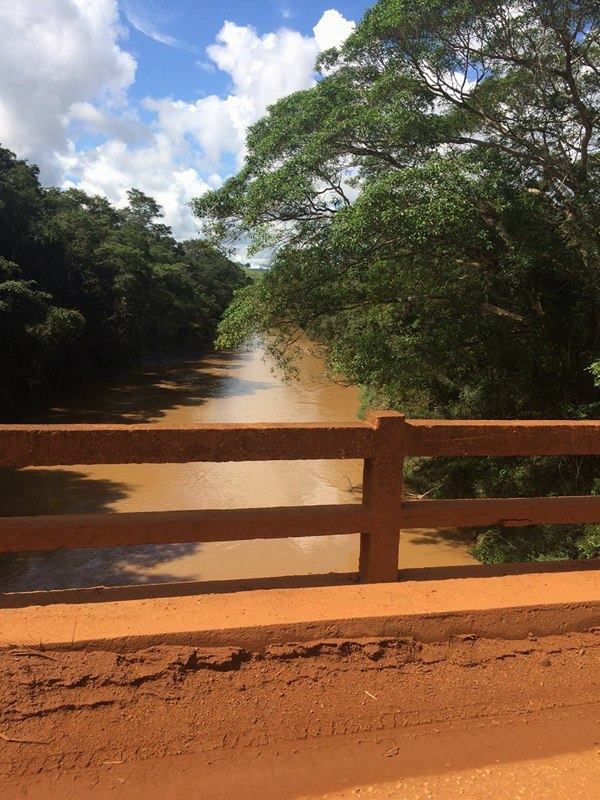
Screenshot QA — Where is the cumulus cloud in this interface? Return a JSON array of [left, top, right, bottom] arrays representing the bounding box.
[[207, 21, 319, 116], [0, 5, 355, 239], [69, 102, 147, 145], [313, 9, 356, 51], [0, 0, 135, 182]]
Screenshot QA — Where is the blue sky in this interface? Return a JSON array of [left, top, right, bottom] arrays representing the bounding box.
[[124, 1, 371, 101], [0, 1, 372, 244]]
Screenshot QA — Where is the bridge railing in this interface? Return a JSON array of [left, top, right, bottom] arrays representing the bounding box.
[[1, 412, 600, 584]]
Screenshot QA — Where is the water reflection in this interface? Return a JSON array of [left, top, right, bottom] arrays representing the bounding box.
[[30, 351, 273, 425]]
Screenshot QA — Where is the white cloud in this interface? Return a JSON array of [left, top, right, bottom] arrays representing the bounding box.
[[196, 60, 217, 74], [69, 101, 147, 145], [313, 9, 356, 51], [0, 0, 135, 182], [207, 21, 319, 115], [0, 6, 355, 239], [122, 0, 195, 51]]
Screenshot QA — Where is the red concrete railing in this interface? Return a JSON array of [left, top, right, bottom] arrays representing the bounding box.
[[1, 412, 600, 583]]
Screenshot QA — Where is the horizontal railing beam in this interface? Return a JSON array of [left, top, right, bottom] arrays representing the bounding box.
[[0, 504, 370, 553], [2, 419, 600, 468], [0, 423, 374, 467], [402, 496, 600, 528], [405, 420, 600, 456]]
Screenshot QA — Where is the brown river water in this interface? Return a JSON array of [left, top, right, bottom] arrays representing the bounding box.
[[0, 343, 475, 592]]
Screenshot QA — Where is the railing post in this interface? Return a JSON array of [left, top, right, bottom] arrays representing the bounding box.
[[359, 411, 405, 583]]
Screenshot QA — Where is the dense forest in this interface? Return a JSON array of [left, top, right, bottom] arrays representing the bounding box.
[[194, 0, 600, 563], [0, 146, 248, 420]]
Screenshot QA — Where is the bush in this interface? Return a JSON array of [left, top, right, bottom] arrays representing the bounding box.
[[473, 524, 600, 564]]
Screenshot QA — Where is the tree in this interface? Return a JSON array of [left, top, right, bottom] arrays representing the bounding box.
[[0, 257, 84, 417], [193, 0, 600, 562], [340, 0, 600, 271], [0, 146, 248, 419], [0, 147, 44, 264]]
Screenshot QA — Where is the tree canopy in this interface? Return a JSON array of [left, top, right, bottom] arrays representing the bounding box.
[[0, 146, 248, 420], [193, 0, 600, 562]]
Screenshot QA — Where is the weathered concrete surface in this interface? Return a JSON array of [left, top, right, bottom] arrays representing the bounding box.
[[3, 418, 600, 467], [2, 565, 599, 652], [0, 421, 375, 467], [0, 505, 370, 553], [405, 418, 600, 456]]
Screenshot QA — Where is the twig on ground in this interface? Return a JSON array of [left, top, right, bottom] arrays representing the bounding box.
[[11, 648, 56, 661], [0, 731, 52, 745]]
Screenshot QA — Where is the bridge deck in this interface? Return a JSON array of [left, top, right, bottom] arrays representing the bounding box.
[[1, 564, 599, 800]]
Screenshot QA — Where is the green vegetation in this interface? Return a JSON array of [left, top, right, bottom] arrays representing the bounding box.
[[240, 264, 268, 281], [193, 0, 600, 563], [0, 146, 248, 420]]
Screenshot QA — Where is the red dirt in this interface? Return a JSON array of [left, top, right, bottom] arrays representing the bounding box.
[[2, 631, 600, 799]]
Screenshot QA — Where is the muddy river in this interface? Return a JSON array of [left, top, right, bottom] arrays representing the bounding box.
[[0, 343, 475, 591]]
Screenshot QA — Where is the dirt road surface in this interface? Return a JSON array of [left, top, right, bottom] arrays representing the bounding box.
[[1, 632, 599, 799]]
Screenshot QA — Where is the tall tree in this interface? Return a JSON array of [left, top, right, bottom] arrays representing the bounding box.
[[193, 0, 600, 562], [0, 146, 248, 419]]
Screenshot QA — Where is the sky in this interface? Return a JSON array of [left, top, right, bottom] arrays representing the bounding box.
[[0, 0, 371, 242]]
